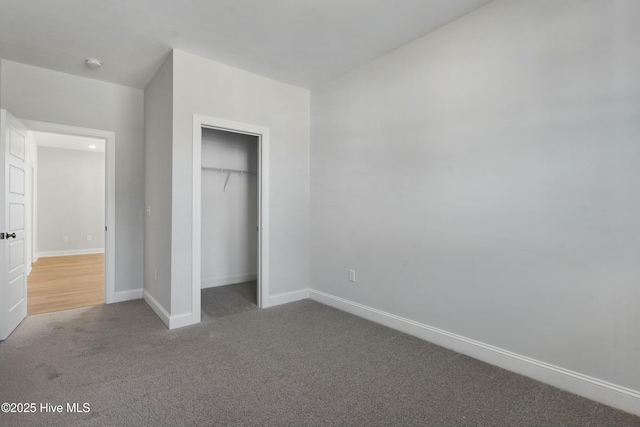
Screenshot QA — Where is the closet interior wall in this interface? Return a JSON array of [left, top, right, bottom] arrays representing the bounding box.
[[201, 128, 258, 289]]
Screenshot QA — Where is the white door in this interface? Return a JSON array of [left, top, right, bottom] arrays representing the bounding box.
[[0, 110, 28, 340]]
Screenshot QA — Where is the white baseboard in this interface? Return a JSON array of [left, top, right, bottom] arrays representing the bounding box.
[[142, 290, 200, 330], [142, 289, 170, 328], [37, 248, 105, 258], [267, 289, 310, 308], [201, 273, 257, 289], [112, 289, 142, 303], [168, 311, 199, 329], [308, 289, 640, 417]]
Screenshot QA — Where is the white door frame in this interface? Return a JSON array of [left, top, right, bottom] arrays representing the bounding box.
[[192, 114, 270, 316], [21, 119, 116, 304]]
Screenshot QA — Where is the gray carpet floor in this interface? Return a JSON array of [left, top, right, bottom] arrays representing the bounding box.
[[0, 282, 638, 427]]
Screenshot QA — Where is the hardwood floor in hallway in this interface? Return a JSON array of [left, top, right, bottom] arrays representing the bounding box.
[[28, 254, 104, 315]]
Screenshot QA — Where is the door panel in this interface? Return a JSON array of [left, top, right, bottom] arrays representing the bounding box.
[[10, 129, 25, 160], [1, 109, 28, 340], [9, 204, 24, 230], [9, 240, 24, 272], [7, 274, 24, 310], [9, 166, 25, 194]]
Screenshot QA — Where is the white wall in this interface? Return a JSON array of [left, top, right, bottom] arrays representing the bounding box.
[[201, 128, 258, 288], [170, 50, 310, 315], [36, 147, 105, 256], [311, 0, 640, 397], [144, 52, 173, 311], [0, 60, 144, 294]]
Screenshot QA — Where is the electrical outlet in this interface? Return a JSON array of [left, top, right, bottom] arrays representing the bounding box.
[[87, 235, 92, 241], [154, 269, 158, 281], [62, 236, 68, 242], [146, 206, 151, 217], [349, 269, 356, 282]]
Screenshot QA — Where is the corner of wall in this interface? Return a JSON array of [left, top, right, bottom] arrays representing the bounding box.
[[143, 51, 174, 317]]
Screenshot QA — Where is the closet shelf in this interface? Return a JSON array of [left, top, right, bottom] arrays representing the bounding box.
[[202, 166, 257, 192], [202, 166, 257, 175]]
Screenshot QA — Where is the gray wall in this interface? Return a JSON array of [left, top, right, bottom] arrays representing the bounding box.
[[170, 50, 310, 314], [0, 59, 145, 293], [201, 128, 258, 287], [144, 52, 173, 311], [36, 147, 105, 254], [311, 0, 640, 392]]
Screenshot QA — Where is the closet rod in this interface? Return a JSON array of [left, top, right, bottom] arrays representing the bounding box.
[[202, 166, 257, 175], [202, 166, 257, 192]]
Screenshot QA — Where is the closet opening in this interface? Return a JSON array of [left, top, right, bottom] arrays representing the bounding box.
[[192, 115, 270, 325], [201, 128, 258, 316]]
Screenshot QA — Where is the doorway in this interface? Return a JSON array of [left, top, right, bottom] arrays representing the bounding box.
[[22, 119, 116, 307], [28, 131, 106, 314], [192, 115, 270, 326], [200, 128, 258, 317]]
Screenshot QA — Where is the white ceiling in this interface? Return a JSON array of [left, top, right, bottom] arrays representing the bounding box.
[[32, 131, 105, 153], [0, 0, 492, 89]]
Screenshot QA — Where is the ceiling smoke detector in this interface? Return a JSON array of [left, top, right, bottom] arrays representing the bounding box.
[[85, 58, 103, 69]]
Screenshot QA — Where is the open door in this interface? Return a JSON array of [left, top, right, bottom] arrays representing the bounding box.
[[0, 110, 28, 340]]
